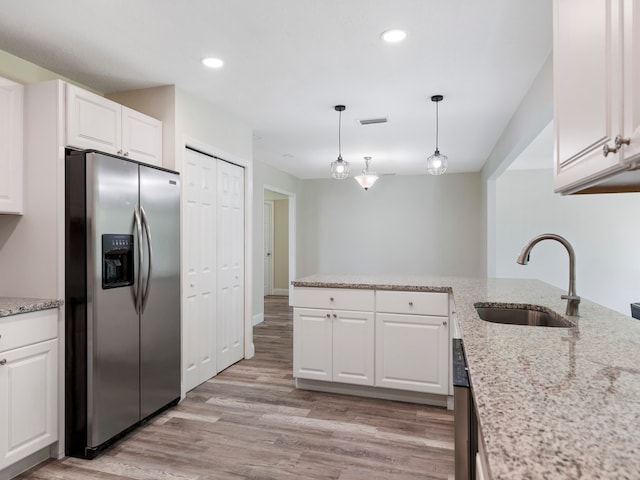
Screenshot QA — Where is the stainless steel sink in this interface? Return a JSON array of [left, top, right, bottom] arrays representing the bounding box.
[[474, 304, 573, 328]]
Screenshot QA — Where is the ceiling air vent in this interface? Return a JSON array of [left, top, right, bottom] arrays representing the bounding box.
[[358, 117, 388, 126]]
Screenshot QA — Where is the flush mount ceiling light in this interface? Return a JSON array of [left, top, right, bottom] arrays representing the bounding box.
[[426, 94, 448, 175], [201, 57, 224, 68], [330, 105, 350, 179], [355, 156, 380, 191], [380, 29, 407, 43]]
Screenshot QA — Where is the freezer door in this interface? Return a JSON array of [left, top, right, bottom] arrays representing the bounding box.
[[139, 165, 181, 418], [87, 153, 141, 448]]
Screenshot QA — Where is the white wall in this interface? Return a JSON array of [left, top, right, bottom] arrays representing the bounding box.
[[252, 160, 301, 319], [496, 168, 640, 315], [481, 54, 553, 277], [298, 173, 483, 277]]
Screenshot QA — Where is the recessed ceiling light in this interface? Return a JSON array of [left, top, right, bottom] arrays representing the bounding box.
[[380, 29, 406, 43], [202, 57, 224, 69]]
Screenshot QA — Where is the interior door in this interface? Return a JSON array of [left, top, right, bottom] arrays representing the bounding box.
[[217, 159, 245, 372], [183, 148, 217, 391], [264, 201, 273, 296], [139, 164, 181, 418]]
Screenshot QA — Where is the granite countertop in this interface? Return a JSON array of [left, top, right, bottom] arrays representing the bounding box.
[[292, 274, 640, 480], [0, 297, 63, 317]]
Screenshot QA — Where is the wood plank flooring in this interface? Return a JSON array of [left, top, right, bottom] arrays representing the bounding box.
[[17, 295, 454, 479]]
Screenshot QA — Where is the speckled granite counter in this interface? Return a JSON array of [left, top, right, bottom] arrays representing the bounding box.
[[0, 297, 63, 317], [292, 274, 640, 480]]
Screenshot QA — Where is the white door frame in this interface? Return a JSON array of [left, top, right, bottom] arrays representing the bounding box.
[[263, 200, 274, 296], [263, 185, 296, 304]]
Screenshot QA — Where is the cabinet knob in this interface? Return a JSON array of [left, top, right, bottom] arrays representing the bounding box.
[[603, 136, 631, 157], [326, 313, 331, 318], [117, 150, 123, 155], [616, 135, 631, 149], [124, 151, 130, 157], [0, 359, 6, 366], [442, 321, 448, 326], [330, 297, 334, 302], [333, 313, 337, 318], [603, 143, 618, 157], [408, 301, 414, 307]]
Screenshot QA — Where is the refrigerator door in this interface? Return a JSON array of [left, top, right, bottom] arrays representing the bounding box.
[[87, 153, 141, 447], [139, 165, 181, 418]]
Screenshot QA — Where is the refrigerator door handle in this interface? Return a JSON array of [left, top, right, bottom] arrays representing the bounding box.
[[134, 205, 144, 314], [140, 205, 153, 314]]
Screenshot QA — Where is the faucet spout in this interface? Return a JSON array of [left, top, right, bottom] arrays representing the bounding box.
[[516, 233, 580, 317]]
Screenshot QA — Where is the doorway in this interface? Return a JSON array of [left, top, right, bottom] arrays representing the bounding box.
[[263, 189, 290, 298]]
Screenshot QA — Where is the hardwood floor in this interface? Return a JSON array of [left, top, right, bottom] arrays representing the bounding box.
[[17, 295, 454, 479]]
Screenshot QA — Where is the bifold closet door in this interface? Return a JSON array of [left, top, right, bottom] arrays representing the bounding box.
[[183, 148, 217, 391], [216, 160, 245, 372]]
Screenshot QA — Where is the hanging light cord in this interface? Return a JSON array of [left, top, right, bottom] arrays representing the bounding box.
[[435, 100, 439, 152], [338, 109, 342, 159]]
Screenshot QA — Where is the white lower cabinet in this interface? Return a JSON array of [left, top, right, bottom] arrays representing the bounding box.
[[293, 307, 374, 386], [0, 309, 58, 472], [292, 287, 450, 397], [375, 313, 448, 394]]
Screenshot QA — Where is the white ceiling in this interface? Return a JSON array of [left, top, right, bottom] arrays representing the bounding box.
[[0, 0, 552, 179]]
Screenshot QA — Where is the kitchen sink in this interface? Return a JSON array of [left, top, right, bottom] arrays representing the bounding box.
[[474, 304, 573, 328]]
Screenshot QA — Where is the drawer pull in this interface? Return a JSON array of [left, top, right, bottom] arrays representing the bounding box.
[[330, 297, 334, 302], [408, 301, 414, 307], [0, 359, 6, 366]]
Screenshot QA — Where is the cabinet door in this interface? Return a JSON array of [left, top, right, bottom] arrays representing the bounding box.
[[121, 106, 162, 166], [375, 313, 448, 394], [553, 0, 623, 193], [66, 83, 121, 154], [0, 339, 57, 470], [332, 310, 374, 386], [183, 149, 217, 392], [622, 0, 640, 161], [293, 308, 332, 381], [0, 77, 23, 214]]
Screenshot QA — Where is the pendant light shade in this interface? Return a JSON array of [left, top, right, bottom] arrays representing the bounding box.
[[355, 156, 379, 190], [427, 95, 448, 175], [330, 105, 350, 179]]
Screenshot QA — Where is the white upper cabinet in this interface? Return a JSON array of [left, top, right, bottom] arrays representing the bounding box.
[[554, 0, 640, 194], [66, 83, 162, 166], [0, 76, 23, 215], [121, 106, 162, 166]]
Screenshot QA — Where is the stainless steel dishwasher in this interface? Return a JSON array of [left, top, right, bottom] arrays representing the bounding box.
[[453, 338, 477, 480]]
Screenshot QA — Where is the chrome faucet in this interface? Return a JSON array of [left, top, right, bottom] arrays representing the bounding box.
[[517, 233, 580, 316]]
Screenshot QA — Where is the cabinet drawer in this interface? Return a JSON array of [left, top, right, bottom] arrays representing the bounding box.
[[0, 309, 58, 353], [293, 287, 374, 311], [376, 290, 448, 316]]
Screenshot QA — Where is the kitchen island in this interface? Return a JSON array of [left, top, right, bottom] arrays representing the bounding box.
[[292, 274, 640, 480]]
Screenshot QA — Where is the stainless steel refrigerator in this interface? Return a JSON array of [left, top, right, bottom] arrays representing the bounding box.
[[65, 150, 180, 458]]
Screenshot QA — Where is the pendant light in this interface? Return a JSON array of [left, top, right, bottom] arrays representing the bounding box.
[[330, 105, 350, 179], [427, 95, 448, 175], [355, 156, 379, 191]]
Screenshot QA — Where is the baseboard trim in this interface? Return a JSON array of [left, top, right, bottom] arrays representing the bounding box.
[[295, 378, 449, 407], [0, 446, 51, 480], [252, 313, 264, 326]]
